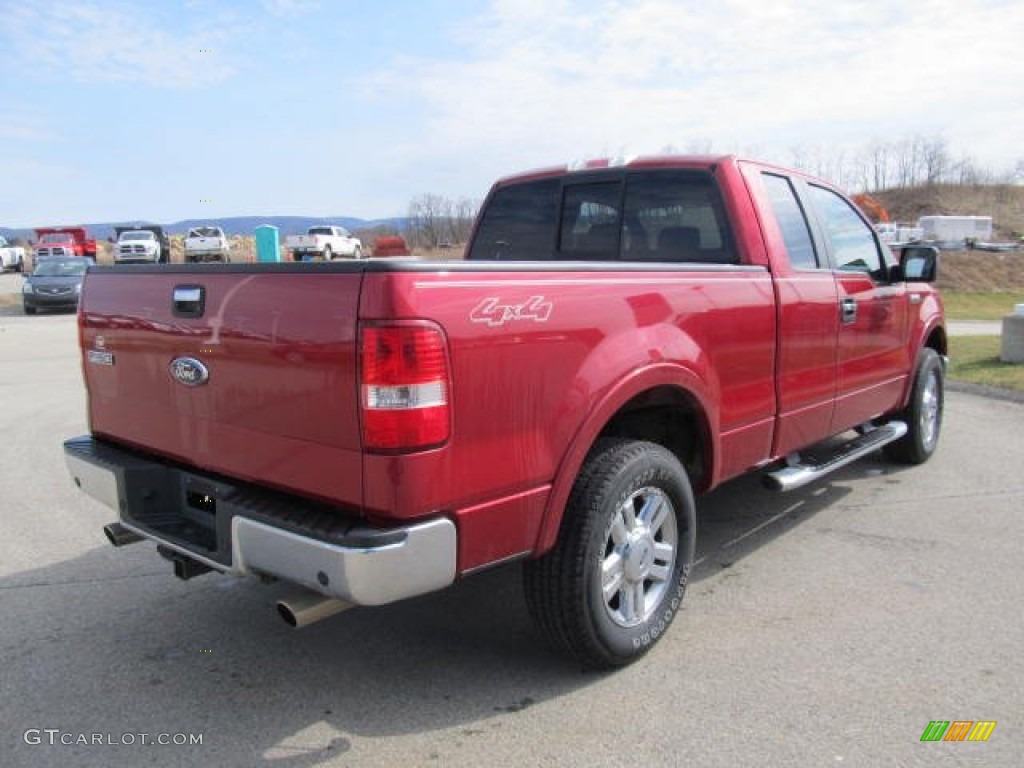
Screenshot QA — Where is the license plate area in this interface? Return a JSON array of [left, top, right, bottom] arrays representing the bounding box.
[[117, 465, 236, 566]]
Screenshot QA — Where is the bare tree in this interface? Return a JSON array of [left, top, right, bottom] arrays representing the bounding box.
[[407, 193, 448, 249], [921, 135, 949, 185], [866, 140, 891, 191], [452, 198, 478, 244], [408, 193, 479, 249]]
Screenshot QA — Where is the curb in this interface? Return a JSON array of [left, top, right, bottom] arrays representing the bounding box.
[[947, 379, 1024, 404]]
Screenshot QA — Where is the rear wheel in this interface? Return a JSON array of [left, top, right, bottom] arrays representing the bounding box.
[[353, 246, 362, 259], [884, 347, 944, 464], [322, 245, 332, 260], [523, 439, 696, 669]]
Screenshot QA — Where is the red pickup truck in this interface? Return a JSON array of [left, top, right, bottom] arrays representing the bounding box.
[[64, 156, 945, 668]]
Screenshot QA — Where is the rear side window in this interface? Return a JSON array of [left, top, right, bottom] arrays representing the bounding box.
[[468, 179, 560, 260], [761, 173, 819, 269]]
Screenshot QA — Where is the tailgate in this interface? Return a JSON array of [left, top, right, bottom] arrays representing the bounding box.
[[79, 267, 365, 508]]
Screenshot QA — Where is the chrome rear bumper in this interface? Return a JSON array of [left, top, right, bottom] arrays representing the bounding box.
[[64, 436, 456, 606]]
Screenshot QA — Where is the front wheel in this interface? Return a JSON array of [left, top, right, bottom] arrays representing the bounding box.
[[523, 439, 696, 669], [884, 347, 944, 464], [353, 246, 362, 259], [322, 245, 332, 260]]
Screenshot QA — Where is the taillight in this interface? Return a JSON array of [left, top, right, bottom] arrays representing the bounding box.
[[360, 323, 451, 451]]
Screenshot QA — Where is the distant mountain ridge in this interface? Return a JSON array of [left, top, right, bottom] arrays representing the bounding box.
[[0, 215, 410, 242]]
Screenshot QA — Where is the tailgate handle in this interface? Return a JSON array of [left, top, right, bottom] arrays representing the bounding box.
[[173, 285, 205, 318]]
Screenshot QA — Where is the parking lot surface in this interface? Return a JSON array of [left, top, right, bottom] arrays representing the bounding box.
[[1, 290, 1021, 767]]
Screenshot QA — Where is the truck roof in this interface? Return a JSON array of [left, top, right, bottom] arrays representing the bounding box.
[[115, 225, 166, 238], [491, 154, 835, 190], [33, 226, 90, 238], [493, 154, 740, 186]]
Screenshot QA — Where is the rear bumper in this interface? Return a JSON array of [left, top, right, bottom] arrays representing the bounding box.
[[64, 436, 457, 606]]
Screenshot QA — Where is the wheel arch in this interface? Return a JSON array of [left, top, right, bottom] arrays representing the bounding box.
[[925, 324, 947, 357], [534, 367, 715, 557], [902, 320, 948, 405]]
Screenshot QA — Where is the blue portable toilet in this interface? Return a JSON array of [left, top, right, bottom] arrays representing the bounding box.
[[254, 225, 281, 263]]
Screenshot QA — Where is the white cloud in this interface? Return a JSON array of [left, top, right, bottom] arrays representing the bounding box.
[[367, 0, 1024, 187], [0, 1, 236, 88], [0, 112, 60, 142], [261, 0, 320, 16]]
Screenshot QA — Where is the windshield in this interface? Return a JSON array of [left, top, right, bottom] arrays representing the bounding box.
[[32, 259, 88, 277], [308, 227, 334, 236], [120, 231, 155, 241], [190, 227, 221, 237], [39, 234, 73, 244]]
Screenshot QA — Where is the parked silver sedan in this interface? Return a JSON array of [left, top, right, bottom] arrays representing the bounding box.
[[22, 257, 92, 314]]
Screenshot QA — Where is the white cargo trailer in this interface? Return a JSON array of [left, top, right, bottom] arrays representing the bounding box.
[[917, 215, 992, 245]]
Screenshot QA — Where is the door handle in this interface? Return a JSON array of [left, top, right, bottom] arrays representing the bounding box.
[[840, 297, 857, 324]]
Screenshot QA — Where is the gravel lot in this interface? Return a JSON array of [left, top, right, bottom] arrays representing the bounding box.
[[1, 275, 1021, 767]]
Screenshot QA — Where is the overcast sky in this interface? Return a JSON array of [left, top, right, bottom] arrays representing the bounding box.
[[1, 0, 1021, 227]]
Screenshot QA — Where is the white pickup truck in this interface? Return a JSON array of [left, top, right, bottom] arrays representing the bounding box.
[[0, 235, 27, 272], [184, 226, 231, 263], [286, 225, 363, 260], [113, 226, 169, 264]]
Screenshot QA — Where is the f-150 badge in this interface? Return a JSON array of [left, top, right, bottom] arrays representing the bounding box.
[[170, 357, 210, 387], [469, 295, 553, 327]]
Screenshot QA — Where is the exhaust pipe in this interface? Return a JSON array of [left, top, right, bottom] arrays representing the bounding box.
[[276, 590, 353, 629], [104, 522, 143, 547]]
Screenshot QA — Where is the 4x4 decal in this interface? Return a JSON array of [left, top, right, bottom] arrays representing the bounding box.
[[469, 295, 553, 327]]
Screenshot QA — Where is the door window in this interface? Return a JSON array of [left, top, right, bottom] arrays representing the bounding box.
[[808, 185, 884, 276]]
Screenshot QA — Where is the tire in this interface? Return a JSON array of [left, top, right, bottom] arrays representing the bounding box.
[[353, 246, 362, 260], [523, 439, 696, 669], [24, 304, 37, 315], [884, 347, 944, 464], [322, 245, 332, 260]]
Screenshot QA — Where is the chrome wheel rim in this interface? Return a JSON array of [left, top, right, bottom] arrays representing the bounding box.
[[601, 487, 678, 628], [920, 370, 940, 450]]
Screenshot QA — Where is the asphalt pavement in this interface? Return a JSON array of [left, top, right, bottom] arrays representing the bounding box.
[[0, 278, 1021, 767]]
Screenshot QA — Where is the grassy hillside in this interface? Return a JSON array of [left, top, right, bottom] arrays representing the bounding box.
[[874, 184, 1024, 240], [937, 251, 1024, 293]]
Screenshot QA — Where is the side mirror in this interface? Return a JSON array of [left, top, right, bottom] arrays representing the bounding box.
[[896, 245, 939, 283]]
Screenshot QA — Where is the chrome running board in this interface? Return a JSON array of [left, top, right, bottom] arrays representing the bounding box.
[[763, 421, 908, 492]]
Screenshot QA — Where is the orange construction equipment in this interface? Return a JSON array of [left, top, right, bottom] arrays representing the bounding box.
[[852, 194, 890, 223]]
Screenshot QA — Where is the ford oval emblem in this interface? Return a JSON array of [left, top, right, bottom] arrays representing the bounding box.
[[170, 357, 210, 387]]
